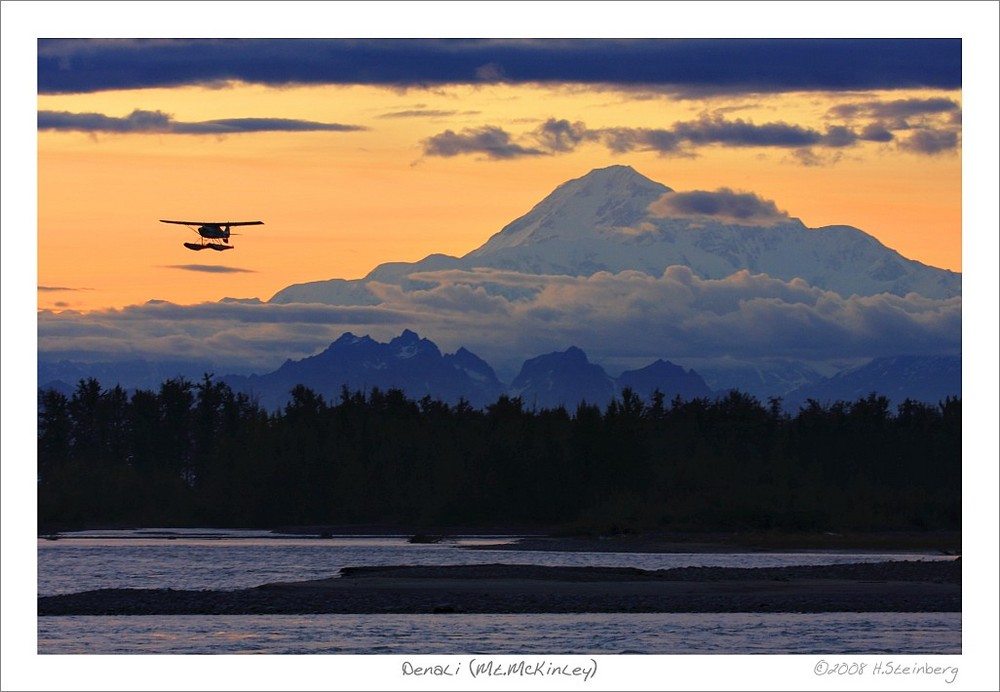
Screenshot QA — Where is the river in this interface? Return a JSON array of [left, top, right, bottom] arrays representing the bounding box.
[[37, 529, 959, 658]]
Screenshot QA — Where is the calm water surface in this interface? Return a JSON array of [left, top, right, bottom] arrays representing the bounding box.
[[37, 529, 959, 655], [37, 612, 961, 655]]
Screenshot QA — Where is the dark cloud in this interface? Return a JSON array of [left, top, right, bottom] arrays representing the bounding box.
[[377, 109, 471, 119], [38, 109, 172, 133], [424, 111, 955, 161], [422, 126, 547, 159], [828, 97, 960, 120], [598, 127, 684, 155], [175, 118, 364, 134], [648, 189, 790, 224], [37, 39, 961, 95], [672, 115, 822, 147], [38, 285, 92, 292], [474, 62, 508, 82], [900, 128, 960, 155], [859, 122, 895, 143], [822, 97, 961, 154], [424, 116, 857, 161], [38, 109, 364, 134], [165, 265, 257, 274], [820, 126, 858, 148], [532, 119, 589, 152]]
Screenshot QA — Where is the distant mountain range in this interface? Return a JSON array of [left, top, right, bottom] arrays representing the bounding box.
[[40, 330, 960, 413], [218, 331, 717, 412], [782, 354, 962, 410], [220, 330, 504, 410]]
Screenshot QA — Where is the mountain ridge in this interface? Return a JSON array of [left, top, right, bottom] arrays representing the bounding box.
[[271, 165, 960, 304], [40, 331, 959, 414]]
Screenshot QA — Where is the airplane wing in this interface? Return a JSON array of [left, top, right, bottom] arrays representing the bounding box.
[[160, 220, 264, 226]]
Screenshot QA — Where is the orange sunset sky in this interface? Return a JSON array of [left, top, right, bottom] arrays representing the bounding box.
[[38, 82, 964, 313], [31, 34, 969, 314]]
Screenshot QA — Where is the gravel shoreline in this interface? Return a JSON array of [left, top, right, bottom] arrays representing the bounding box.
[[38, 560, 960, 616], [462, 531, 962, 554]]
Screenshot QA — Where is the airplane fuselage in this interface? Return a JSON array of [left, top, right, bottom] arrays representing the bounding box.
[[198, 224, 230, 241]]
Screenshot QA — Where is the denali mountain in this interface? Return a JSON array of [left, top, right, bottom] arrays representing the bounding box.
[[271, 165, 961, 304]]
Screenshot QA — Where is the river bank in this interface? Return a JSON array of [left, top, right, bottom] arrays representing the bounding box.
[[462, 530, 963, 554], [38, 559, 960, 616], [39, 525, 962, 554]]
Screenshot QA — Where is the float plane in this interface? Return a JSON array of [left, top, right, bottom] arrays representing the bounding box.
[[160, 219, 264, 251]]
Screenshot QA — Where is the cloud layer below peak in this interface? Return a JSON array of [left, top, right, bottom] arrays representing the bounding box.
[[38, 266, 961, 377]]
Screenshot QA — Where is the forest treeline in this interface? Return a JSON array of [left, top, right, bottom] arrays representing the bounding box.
[[37, 376, 961, 533]]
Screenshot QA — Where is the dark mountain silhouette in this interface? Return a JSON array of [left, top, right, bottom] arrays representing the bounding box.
[[617, 359, 713, 402], [40, 334, 960, 413], [220, 333, 625, 413], [508, 346, 618, 410], [783, 355, 961, 410], [219, 330, 505, 411]]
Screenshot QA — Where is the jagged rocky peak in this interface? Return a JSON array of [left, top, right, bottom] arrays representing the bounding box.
[[618, 359, 714, 400], [389, 328, 422, 347], [388, 329, 442, 359], [509, 345, 618, 409], [331, 331, 372, 346], [517, 345, 590, 372], [467, 165, 672, 256]]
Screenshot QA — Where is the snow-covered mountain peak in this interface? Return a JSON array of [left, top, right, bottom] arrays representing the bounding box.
[[269, 165, 961, 305], [466, 165, 672, 256], [562, 164, 668, 197]]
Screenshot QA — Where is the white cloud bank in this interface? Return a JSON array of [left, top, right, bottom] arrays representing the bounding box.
[[38, 266, 961, 378]]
